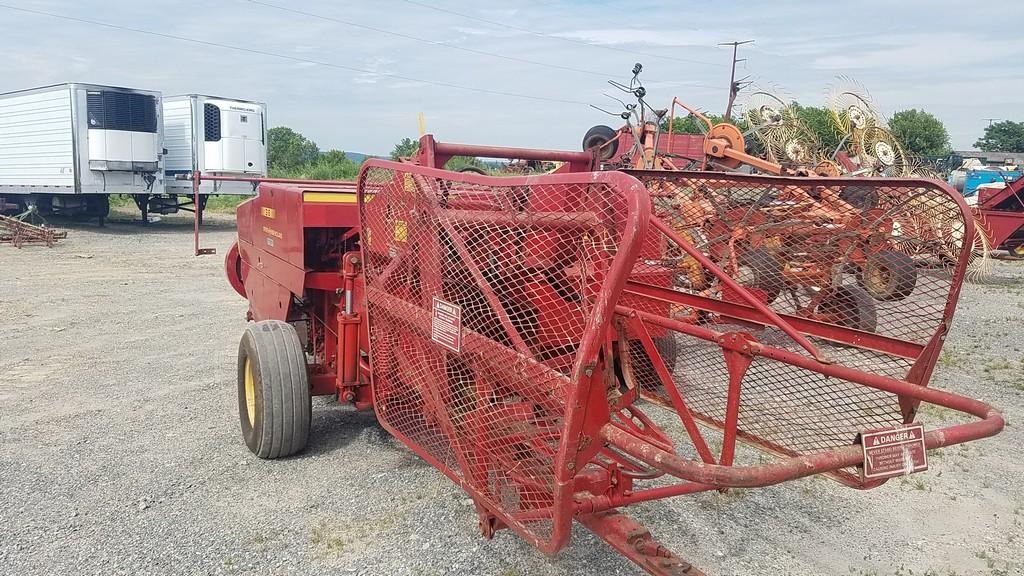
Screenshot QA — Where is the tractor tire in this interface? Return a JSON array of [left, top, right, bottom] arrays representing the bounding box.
[[582, 125, 618, 161], [237, 320, 311, 459], [857, 250, 917, 301], [457, 166, 487, 175], [817, 285, 877, 333], [736, 248, 784, 304]]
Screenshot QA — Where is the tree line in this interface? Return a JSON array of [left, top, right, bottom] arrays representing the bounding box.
[[268, 115, 1024, 178]]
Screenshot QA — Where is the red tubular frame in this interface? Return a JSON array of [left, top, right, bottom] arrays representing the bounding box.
[[357, 159, 652, 554], [226, 135, 1005, 576]]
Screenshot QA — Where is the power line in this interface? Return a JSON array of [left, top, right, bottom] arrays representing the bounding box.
[[393, 0, 727, 68], [0, 2, 592, 106], [245, 0, 615, 79]]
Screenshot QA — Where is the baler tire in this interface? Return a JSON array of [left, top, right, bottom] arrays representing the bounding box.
[[857, 249, 917, 301], [237, 320, 311, 459]]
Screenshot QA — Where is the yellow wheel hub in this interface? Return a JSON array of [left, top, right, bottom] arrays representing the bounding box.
[[244, 358, 256, 427]]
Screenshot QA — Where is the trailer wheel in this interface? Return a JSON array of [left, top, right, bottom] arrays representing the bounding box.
[[736, 248, 784, 304], [582, 125, 618, 161], [85, 195, 110, 218], [857, 250, 917, 301], [817, 285, 877, 332], [237, 320, 311, 459]]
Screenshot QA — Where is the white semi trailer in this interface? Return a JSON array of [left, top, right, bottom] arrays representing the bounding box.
[[0, 83, 163, 224], [151, 95, 267, 223]]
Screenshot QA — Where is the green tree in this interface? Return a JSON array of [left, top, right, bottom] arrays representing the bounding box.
[[790, 104, 844, 156], [444, 155, 487, 172], [390, 137, 420, 160], [268, 126, 320, 171], [974, 120, 1024, 152], [888, 109, 951, 157], [304, 149, 361, 180], [663, 114, 726, 135]]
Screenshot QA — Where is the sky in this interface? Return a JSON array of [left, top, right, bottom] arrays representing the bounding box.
[[2, 0, 1022, 156]]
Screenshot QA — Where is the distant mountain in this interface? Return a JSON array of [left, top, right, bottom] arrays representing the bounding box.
[[343, 152, 378, 164]]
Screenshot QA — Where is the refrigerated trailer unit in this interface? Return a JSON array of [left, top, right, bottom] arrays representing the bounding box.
[[153, 95, 267, 222], [0, 83, 163, 223]]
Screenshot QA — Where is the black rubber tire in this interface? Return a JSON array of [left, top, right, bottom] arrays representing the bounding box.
[[457, 166, 487, 175], [857, 249, 917, 301], [736, 248, 784, 304], [582, 125, 618, 161], [237, 320, 311, 459], [85, 195, 110, 219], [839, 186, 879, 211], [629, 334, 678, 392], [818, 285, 877, 332]]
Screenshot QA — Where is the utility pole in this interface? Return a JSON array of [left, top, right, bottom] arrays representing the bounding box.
[[720, 40, 753, 121], [983, 118, 1000, 126]]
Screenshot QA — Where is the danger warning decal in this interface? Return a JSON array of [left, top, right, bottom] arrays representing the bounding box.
[[861, 423, 928, 480], [431, 297, 462, 353]]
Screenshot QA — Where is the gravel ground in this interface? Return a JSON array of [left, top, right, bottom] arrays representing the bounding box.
[[1, 213, 1022, 576]]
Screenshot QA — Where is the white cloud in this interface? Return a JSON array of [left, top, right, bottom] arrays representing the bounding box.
[[0, 0, 1021, 151]]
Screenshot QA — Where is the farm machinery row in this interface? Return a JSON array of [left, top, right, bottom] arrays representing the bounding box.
[[218, 119, 1002, 574]]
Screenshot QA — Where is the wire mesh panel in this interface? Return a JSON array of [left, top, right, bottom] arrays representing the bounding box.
[[630, 171, 970, 344], [357, 161, 647, 549], [618, 171, 972, 485]]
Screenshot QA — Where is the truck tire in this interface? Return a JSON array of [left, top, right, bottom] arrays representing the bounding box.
[[237, 320, 311, 459], [582, 125, 618, 161], [857, 249, 917, 301]]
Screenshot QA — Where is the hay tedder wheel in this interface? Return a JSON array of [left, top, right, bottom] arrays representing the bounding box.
[[237, 320, 311, 459], [582, 125, 618, 161], [736, 248, 784, 303], [857, 249, 917, 301], [817, 285, 877, 332]]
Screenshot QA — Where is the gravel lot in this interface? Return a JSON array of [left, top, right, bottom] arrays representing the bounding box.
[[1, 213, 1022, 576]]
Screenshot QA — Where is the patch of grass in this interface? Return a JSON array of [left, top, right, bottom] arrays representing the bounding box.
[[715, 487, 746, 503], [937, 348, 965, 369], [309, 520, 348, 555], [919, 402, 955, 422], [203, 194, 247, 214], [983, 358, 1012, 372]]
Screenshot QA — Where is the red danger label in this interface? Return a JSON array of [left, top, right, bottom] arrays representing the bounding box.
[[431, 297, 462, 353], [861, 423, 927, 480]]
